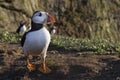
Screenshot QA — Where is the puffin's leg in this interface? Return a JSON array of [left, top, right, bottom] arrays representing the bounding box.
[[26, 55, 35, 71], [39, 54, 51, 73]]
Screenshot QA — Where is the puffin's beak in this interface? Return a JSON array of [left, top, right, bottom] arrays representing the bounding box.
[[47, 13, 55, 24]]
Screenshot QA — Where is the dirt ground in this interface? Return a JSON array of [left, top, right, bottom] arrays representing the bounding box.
[[0, 43, 120, 80]]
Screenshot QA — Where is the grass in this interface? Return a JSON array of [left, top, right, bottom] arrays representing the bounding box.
[[51, 35, 120, 54], [0, 31, 120, 54], [0, 31, 21, 43]]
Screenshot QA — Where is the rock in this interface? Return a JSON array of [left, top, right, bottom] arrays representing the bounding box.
[[0, 0, 120, 41]]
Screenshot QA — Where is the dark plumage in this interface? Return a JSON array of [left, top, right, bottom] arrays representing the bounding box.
[[21, 22, 43, 47]]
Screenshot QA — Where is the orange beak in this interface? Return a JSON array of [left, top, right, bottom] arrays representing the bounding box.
[[47, 13, 55, 24]]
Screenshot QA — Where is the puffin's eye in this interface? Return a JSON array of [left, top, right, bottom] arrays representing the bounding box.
[[39, 13, 42, 16]]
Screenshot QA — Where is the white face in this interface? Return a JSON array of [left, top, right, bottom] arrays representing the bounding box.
[[32, 11, 48, 24]]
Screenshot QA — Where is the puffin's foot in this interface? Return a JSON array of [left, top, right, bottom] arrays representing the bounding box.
[[39, 65, 51, 74], [27, 64, 36, 71]]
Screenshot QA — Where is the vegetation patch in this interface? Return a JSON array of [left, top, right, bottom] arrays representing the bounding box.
[[0, 31, 120, 54], [0, 31, 21, 43], [51, 35, 120, 54]]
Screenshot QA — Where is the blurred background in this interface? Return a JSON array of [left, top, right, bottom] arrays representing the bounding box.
[[0, 1, 120, 80], [0, 0, 120, 42]]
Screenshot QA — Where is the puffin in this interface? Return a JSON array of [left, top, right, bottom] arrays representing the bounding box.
[[50, 26, 56, 34], [16, 21, 27, 35], [21, 11, 55, 74]]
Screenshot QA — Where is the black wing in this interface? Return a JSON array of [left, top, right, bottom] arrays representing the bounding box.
[[21, 32, 28, 47], [21, 28, 33, 47]]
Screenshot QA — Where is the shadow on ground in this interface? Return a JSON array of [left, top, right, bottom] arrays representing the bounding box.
[[0, 54, 91, 80], [0, 43, 120, 80], [93, 59, 120, 80]]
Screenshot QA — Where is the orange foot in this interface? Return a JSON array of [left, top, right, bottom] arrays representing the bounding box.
[[39, 66, 51, 74], [27, 64, 36, 71]]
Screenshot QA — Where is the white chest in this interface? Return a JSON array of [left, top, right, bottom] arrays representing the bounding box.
[[51, 29, 56, 34], [20, 25, 27, 34], [23, 27, 51, 56]]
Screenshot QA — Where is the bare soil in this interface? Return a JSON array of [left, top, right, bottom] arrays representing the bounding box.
[[0, 43, 120, 80]]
